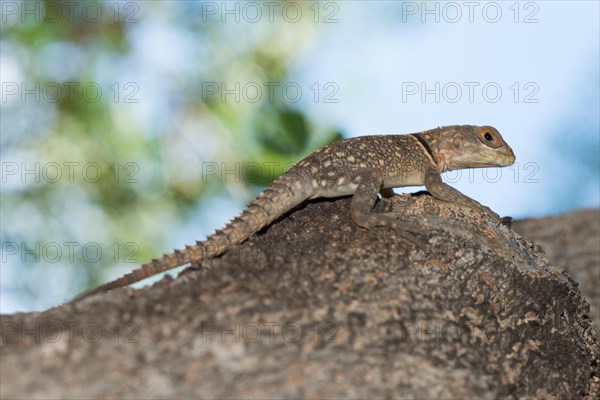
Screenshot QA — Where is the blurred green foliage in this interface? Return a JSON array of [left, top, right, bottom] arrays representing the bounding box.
[[1, 0, 341, 308]]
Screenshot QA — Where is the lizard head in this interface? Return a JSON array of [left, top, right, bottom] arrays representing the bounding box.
[[436, 125, 516, 172]]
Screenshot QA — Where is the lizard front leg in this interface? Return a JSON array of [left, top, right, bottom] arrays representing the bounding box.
[[350, 172, 425, 245], [424, 172, 502, 223]]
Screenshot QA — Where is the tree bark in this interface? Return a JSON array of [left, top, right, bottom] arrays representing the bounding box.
[[1, 195, 598, 399]]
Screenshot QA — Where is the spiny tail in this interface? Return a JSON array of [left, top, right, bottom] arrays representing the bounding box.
[[73, 168, 314, 302]]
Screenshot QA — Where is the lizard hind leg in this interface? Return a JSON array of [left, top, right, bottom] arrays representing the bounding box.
[[375, 187, 396, 213], [350, 173, 426, 247]]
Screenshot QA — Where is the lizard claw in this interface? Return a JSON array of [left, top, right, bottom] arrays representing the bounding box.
[[369, 226, 427, 248], [396, 231, 428, 248]]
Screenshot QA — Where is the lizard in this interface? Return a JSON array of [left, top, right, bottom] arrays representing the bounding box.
[[74, 125, 515, 301]]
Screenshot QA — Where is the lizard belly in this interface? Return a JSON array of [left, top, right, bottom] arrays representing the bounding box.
[[382, 169, 426, 188], [314, 182, 359, 198]]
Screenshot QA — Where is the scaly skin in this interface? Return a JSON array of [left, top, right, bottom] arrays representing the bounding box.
[[74, 125, 515, 301]]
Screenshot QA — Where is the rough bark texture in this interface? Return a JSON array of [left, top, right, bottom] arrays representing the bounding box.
[[513, 209, 600, 335], [1, 195, 598, 399]]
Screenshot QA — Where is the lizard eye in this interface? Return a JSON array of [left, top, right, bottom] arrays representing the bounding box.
[[477, 127, 503, 148]]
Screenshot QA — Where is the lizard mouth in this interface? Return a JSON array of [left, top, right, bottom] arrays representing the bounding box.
[[483, 144, 516, 167], [496, 152, 516, 166], [468, 149, 515, 168]]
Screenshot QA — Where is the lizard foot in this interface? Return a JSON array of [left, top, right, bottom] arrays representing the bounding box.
[[385, 228, 427, 248], [373, 197, 395, 213], [354, 213, 428, 248]]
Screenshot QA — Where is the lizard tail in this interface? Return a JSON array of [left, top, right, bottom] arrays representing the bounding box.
[[73, 168, 314, 302]]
